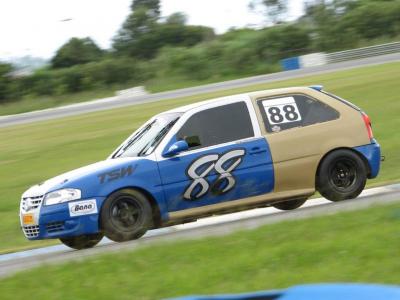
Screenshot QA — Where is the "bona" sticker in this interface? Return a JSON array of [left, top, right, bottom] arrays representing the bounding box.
[[68, 200, 98, 217]]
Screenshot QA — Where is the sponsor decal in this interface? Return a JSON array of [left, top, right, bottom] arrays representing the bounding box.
[[184, 149, 245, 200], [69, 200, 98, 217], [271, 125, 281, 132], [98, 165, 136, 184]]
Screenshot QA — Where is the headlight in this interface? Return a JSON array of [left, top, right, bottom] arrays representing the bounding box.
[[44, 189, 81, 206]]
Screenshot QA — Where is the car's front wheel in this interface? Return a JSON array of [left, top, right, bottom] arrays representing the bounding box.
[[272, 198, 307, 210], [317, 149, 367, 201], [60, 233, 103, 250], [100, 189, 153, 242]]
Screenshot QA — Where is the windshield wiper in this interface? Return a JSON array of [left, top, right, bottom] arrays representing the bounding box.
[[137, 118, 179, 157], [115, 121, 156, 158]]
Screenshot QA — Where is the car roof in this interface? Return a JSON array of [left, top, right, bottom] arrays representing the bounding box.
[[161, 87, 315, 115]]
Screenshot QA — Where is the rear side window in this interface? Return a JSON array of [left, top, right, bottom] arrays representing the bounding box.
[[257, 94, 339, 133], [177, 102, 254, 149]]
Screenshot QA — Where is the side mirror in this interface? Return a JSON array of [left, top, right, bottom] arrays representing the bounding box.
[[163, 140, 189, 157]]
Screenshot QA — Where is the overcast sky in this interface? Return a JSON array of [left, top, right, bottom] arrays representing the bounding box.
[[0, 0, 304, 59]]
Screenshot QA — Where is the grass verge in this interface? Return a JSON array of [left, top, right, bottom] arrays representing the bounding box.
[[0, 69, 281, 116], [0, 89, 116, 116], [0, 202, 399, 299], [0, 62, 399, 253]]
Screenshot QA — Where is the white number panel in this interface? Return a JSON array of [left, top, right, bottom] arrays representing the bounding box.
[[262, 97, 302, 124]]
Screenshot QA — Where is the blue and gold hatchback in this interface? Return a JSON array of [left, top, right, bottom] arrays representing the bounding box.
[[20, 86, 381, 249]]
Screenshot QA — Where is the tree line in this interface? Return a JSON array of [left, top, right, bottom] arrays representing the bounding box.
[[1, 0, 400, 103]]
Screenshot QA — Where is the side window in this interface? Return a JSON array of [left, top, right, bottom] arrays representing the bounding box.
[[257, 94, 339, 133], [176, 102, 254, 150]]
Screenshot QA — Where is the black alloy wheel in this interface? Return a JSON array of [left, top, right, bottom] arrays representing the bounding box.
[[317, 149, 367, 202], [60, 233, 104, 250], [272, 198, 307, 210], [101, 189, 152, 242], [328, 158, 358, 190]]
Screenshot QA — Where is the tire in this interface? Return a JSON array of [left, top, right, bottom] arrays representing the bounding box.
[[317, 149, 367, 202], [100, 189, 153, 242], [60, 233, 103, 250], [272, 198, 307, 210]]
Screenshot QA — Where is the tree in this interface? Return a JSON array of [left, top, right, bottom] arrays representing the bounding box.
[[166, 12, 187, 25], [263, 0, 287, 23], [131, 0, 160, 19], [158, 13, 214, 49], [302, 0, 400, 51], [0, 62, 17, 102], [341, 1, 400, 39], [255, 25, 311, 60], [51, 38, 103, 68], [113, 0, 214, 59], [250, 0, 288, 24], [113, 1, 161, 58]]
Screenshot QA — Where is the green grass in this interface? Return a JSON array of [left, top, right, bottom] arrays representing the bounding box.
[[145, 64, 281, 93], [0, 62, 399, 253], [1, 202, 399, 299], [0, 89, 116, 116], [0, 66, 280, 116]]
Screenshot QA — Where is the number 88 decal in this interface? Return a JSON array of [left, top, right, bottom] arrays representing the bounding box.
[[263, 97, 302, 125]]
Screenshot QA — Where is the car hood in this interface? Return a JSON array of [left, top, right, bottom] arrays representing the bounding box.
[[22, 157, 138, 198]]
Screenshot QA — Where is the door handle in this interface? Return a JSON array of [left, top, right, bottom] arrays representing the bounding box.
[[249, 147, 267, 155]]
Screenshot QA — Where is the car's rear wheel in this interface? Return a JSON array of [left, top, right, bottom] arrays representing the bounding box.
[[100, 189, 153, 242], [60, 233, 103, 250], [317, 149, 367, 201], [272, 198, 307, 210]]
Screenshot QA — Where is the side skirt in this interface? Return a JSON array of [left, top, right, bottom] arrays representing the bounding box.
[[162, 188, 314, 227]]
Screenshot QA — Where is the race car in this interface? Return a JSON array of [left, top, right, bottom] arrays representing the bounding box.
[[170, 283, 400, 300], [19, 86, 381, 249]]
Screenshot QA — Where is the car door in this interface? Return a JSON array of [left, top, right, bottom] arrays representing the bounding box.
[[156, 98, 274, 213]]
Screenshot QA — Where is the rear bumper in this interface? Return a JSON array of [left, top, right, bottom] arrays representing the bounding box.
[[354, 139, 381, 179]]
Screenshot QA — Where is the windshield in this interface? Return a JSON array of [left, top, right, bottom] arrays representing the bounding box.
[[112, 112, 182, 158]]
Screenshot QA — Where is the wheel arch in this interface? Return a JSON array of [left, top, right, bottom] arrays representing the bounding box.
[[101, 186, 163, 229], [315, 147, 371, 185]]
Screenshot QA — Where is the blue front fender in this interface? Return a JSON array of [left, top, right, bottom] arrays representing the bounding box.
[[61, 158, 169, 221]]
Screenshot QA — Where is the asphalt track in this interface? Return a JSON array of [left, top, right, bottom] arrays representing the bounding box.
[[1, 52, 400, 128], [1, 183, 399, 279]]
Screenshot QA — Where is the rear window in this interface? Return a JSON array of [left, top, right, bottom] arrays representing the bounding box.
[[322, 91, 361, 111], [257, 94, 339, 133]]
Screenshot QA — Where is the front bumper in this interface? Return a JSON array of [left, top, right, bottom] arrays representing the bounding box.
[[20, 197, 106, 240]]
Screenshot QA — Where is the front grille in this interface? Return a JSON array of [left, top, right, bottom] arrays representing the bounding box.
[[21, 195, 44, 212], [46, 221, 65, 233], [23, 225, 40, 238]]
